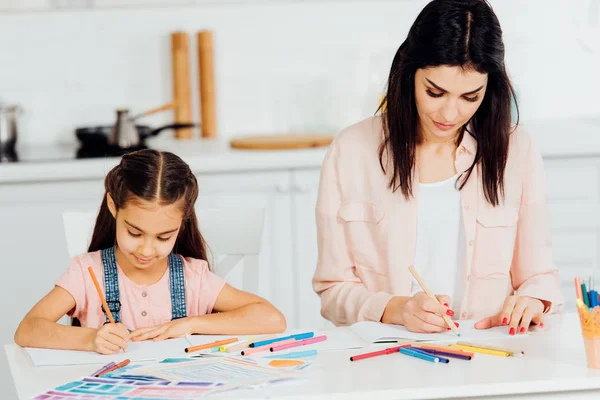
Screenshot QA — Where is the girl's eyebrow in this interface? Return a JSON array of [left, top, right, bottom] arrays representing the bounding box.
[[425, 78, 484, 95], [125, 220, 178, 236]]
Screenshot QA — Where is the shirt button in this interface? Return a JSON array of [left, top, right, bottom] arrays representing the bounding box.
[[464, 205, 471, 211], [468, 240, 474, 246], [141, 291, 147, 298], [467, 275, 471, 280], [141, 311, 147, 317], [462, 312, 467, 318]]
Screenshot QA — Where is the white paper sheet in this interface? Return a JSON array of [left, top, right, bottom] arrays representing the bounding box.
[[25, 337, 193, 366], [348, 320, 528, 344]]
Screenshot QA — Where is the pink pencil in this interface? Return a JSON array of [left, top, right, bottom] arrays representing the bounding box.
[[270, 335, 327, 352], [575, 277, 583, 302], [241, 338, 296, 356]]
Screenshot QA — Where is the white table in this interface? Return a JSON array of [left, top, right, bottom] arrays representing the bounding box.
[[6, 313, 600, 400]]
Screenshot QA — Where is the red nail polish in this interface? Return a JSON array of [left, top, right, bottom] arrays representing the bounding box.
[[454, 322, 459, 327], [502, 317, 508, 325], [443, 303, 449, 307], [509, 327, 515, 335], [446, 309, 455, 317], [519, 327, 525, 334]]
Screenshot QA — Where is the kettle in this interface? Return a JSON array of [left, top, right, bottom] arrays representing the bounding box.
[[0, 104, 21, 156], [108, 109, 140, 148]]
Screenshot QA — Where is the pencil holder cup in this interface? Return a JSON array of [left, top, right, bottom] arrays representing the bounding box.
[[576, 302, 600, 369]]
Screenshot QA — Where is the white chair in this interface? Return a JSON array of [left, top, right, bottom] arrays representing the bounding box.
[[61, 208, 265, 295]]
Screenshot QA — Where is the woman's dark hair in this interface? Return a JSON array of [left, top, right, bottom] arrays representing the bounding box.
[[378, 0, 518, 205], [88, 149, 209, 265]]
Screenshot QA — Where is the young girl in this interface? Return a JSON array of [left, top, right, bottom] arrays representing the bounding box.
[[15, 149, 286, 354]]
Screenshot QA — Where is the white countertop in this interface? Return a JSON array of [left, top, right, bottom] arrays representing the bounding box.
[[0, 137, 329, 184], [5, 313, 600, 400], [0, 117, 598, 184]]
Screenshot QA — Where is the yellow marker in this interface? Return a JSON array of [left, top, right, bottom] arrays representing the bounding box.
[[450, 344, 511, 357], [456, 342, 524, 357]]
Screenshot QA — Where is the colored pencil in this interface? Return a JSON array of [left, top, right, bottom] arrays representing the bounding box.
[[399, 347, 439, 363], [96, 359, 130, 377], [575, 277, 583, 302], [350, 345, 409, 362], [582, 283, 590, 308], [241, 338, 296, 356], [87, 266, 126, 353], [408, 265, 460, 336], [249, 332, 314, 348], [185, 338, 238, 353], [270, 335, 327, 352]]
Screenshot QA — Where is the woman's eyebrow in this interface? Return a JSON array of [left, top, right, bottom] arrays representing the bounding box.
[[425, 78, 484, 95]]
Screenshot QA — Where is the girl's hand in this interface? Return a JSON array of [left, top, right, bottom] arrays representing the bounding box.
[[474, 296, 545, 334], [91, 323, 130, 354], [382, 292, 458, 333], [130, 318, 192, 342]]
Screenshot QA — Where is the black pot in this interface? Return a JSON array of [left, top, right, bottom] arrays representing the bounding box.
[[75, 123, 196, 148]]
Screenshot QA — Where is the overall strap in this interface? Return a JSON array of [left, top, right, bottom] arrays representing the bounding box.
[[168, 253, 187, 320], [101, 247, 122, 323]]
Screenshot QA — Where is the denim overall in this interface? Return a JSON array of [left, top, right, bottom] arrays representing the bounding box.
[[100, 246, 187, 324]]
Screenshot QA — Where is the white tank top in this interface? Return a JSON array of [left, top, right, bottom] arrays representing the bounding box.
[[410, 174, 466, 318]]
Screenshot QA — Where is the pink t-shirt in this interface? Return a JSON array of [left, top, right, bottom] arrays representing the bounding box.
[[56, 251, 226, 330]]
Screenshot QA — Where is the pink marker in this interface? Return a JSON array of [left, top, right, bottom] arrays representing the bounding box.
[[270, 335, 327, 352], [241, 338, 296, 356]]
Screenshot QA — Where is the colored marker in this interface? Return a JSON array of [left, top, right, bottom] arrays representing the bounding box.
[[350, 345, 409, 362], [266, 350, 318, 359], [399, 347, 439, 363], [270, 335, 326, 352], [249, 332, 314, 348]]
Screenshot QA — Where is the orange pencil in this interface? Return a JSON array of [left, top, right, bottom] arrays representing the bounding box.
[[96, 359, 130, 377], [185, 338, 238, 353], [414, 344, 475, 357], [87, 266, 125, 353]]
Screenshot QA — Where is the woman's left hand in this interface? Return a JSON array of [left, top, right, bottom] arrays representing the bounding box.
[[474, 296, 545, 335], [129, 318, 192, 342]]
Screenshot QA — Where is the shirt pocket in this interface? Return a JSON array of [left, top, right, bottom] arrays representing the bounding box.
[[472, 207, 519, 276], [338, 201, 388, 276]]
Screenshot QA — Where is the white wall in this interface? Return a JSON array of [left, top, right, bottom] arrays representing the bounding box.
[[0, 0, 598, 147]]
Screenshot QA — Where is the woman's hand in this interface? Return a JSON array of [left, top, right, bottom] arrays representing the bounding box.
[[91, 323, 129, 354], [382, 292, 458, 333], [474, 296, 545, 334], [130, 318, 192, 342]]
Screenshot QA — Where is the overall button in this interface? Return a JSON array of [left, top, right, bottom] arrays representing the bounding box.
[[141, 311, 147, 317]]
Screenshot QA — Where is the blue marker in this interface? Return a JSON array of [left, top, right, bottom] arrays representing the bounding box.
[[399, 347, 440, 363], [265, 350, 318, 359], [407, 347, 450, 364], [250, 332, 314, 348]]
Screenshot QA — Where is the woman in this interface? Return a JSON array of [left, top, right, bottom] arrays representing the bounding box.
[[312, 0, 563, 335]]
